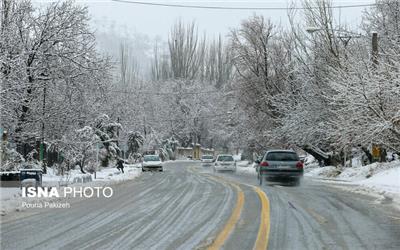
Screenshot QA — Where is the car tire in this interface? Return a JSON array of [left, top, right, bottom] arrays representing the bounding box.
[[293, 178, 301, 186], [259, 174, 263, 185]]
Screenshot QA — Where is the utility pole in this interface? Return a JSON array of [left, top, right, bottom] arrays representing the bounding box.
[[372, 32, 378, 67], [143, 116, 147, 137], [117, 117, 120, 138], [193, 117, 197, 159], [371, 32, 382, 162], [40, 84, 47, 173], [117, 117, 120, 157]]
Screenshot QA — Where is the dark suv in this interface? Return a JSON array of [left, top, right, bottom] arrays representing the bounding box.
[[256, 150, 303, 185]]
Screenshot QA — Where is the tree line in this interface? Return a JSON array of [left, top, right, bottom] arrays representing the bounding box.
[[1, 0, 399, 172]]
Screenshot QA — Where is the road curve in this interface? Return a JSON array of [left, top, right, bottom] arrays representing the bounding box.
[[212, 167, 400, 250], [0, 161, 262, 250], [2, 161, 399, 250]]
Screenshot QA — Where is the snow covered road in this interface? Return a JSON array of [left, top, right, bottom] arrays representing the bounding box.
[[212, 167, 400, 250], [0, 161, 246, 250], [1, 161, 400, 250]]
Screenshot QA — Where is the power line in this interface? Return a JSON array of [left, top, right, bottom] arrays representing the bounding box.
[[111, 0, 377, 10]]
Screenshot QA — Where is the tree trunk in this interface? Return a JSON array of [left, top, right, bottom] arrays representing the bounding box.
[[302, 145, 342, 166], [380, 148, 387, 162], [361, 147, 373, 164]]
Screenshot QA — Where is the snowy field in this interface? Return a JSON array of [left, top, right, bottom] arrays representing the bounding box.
[[0, 164, 141, 216]]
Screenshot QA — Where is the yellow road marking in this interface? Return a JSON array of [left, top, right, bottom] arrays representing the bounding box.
[[189, 166, 270, 250], [207, 182, 244, 250], [306, 208, 328, 224], [253, 186, 271, 250]]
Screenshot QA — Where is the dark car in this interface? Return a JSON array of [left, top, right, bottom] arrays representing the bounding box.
[[257, 150, 303, 185], [20, 169, 43, 188]]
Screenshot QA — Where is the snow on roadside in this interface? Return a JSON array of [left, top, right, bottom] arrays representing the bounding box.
[[305, 161, 400, 206], [358, 167, 400, 195], [0, 164, 141, 216], [236, 161, 257, 175], [305, 166, 340, 178], [91, 164, 141, 184]]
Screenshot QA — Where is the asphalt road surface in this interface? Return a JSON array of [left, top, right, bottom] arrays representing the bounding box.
[[1, 161, 399, 250]]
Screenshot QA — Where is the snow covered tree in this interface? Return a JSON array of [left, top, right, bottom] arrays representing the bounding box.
[[93, 114, 122, 167], [1, 0, 110, 158], [127, 131, 144, 157], [0, 131, 24, 171], [59, 126, 98, 174]]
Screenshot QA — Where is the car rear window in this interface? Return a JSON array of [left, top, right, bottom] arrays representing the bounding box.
[[217, 155, 234, 161], [202, 155, 214, 160], [144, 155, 160, 161], [265, 152, 299, 161]]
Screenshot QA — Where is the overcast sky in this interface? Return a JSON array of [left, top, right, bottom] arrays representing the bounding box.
[[74, 0, 375, 40]]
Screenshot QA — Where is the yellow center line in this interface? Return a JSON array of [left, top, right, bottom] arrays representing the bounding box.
[[306, 208, 328, 224], [207, 181, 244, 250], [252, 186, 271, 250], [189, 166, 270, 250]]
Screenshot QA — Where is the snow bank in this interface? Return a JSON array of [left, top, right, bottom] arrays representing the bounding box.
[[305, 166, 340, 178], [236, 160, 250, 167], [358, 167, 400, 194], [236, 161, 257, 175], [72, 174, 92, 184], [233, 154, 242, 161], [92, 164, 141, 184], [306, 161, 400, 206], [306, 161, 400, 181]]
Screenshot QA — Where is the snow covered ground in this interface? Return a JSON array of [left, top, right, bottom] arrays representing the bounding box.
[[0, 164, 141, 216], [236, 161, 257, 175], [305, 161, 400, 206]]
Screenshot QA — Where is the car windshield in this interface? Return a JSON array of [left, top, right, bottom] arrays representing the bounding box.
[[265, 152, 299, 161], [202, 155, 213, 160], [144, 155, 160, 161], [217, 155, 234, 161]]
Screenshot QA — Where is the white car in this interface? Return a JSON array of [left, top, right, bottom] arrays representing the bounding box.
[[142, 155, 163, 172], [214, 154, 236, 172], [201, 155, 214, 167]]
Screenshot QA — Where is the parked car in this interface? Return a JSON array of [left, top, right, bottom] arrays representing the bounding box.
[[214, 154, 236, 172], [257, 150, 303, 185], [20, 169, 42, 189], [142, 155, 163, 172], [201, 155, 214, 167]]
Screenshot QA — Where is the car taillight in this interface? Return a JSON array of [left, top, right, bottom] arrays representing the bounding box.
[[260, 161, 268, 167], [296, 161, 303, 169]]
